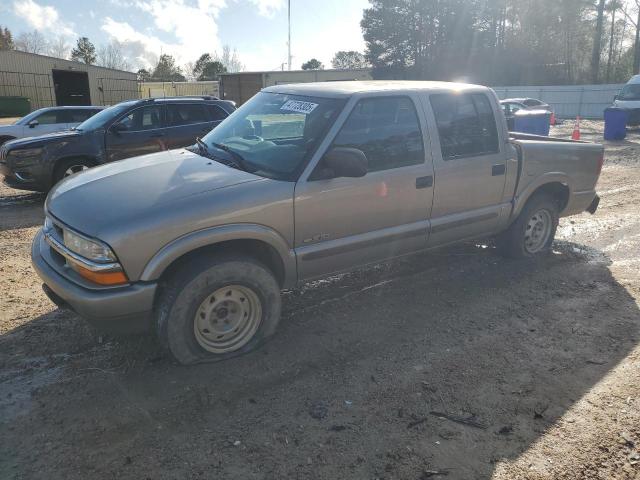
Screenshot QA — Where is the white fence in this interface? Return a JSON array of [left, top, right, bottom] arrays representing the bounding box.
[[492, 84, 624, 119]]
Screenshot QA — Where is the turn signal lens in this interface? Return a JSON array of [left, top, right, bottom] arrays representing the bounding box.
[[71, 263, 128, 286]]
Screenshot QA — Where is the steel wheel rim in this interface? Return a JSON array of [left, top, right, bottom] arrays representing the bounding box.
[[524, 208, 552, 254], [64, 164, 89, 177], [193, 285, 262, 354]]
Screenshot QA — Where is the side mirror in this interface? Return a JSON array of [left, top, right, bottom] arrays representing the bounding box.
[[319, 147, 368, 179], [28, 120, 39, 128], [614, 94, 619, 101], [111, 122, 128, 134]]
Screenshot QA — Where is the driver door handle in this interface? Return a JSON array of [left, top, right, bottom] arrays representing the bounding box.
[[416, 176, 433, 189]]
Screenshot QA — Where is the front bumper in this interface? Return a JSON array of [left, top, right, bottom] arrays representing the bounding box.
[[0, 161, 48, 192], [31, 229, 157, 334]]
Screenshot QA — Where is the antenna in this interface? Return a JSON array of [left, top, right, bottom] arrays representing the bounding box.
[[287, 0, 292, 71]]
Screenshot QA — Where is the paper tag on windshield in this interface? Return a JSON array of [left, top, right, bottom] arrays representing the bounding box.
[[280, 100, 318, 114]]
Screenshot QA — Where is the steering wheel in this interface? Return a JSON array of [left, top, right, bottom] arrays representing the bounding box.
[[242, 134, 264, 142]]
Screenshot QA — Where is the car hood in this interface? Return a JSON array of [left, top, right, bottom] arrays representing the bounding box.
[[614, 99, 640, 108], [46, 149, 263, 238], [5, 129, 81, 148]]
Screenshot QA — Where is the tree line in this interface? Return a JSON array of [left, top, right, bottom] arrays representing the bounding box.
[[4, 1, 639, 85], [360, 0, 640, 85]]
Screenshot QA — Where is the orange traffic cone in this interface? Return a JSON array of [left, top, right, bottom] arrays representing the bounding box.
[[571, 116, 581, 141], [550, 112, 556, 126]]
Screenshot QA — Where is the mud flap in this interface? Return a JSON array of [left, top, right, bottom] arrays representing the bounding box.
[[586, 194, 600, 214]]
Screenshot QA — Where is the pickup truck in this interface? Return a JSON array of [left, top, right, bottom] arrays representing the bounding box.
[[31, 81, 603, 365]]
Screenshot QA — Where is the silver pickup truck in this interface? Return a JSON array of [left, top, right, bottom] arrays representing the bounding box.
[[31, 81, 603, 364]]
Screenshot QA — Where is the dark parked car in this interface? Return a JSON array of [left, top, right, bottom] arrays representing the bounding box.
[[0, 96, 235, 192]]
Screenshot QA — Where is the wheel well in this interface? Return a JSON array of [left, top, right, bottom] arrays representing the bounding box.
[[529, 182, 570, 212], [158, 239, 286, 288], [54, 156, 97, 172]]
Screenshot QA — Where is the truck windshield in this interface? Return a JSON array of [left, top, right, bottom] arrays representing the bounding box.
[[619, 84, 640, 100], [74, 101, 137, 131], [201, 92, 345, 180]]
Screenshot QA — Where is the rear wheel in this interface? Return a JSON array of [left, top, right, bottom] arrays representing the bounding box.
[[497, 193, 559, 258], [155, 254, 281, 365], [53, 158, 94, 185]]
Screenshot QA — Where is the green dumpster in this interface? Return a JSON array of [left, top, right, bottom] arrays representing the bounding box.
[[0, 97, 31, 117]]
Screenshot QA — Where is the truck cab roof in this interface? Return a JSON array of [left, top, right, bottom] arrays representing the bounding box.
[[263, 80, 489, 98]]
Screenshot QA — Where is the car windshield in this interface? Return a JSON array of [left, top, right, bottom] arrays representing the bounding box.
[[619, 84, 640, 100], [74, 101, 137, 131], [201, 92, 345, 181]]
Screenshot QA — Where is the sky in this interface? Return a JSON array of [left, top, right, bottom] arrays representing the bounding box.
[[0, 0, 369, 72]]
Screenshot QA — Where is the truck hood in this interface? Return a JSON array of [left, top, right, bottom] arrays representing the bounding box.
[[46, 149, 263, 237]]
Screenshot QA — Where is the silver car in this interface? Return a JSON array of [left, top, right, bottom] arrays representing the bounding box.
[[0, 106, 104, 146]]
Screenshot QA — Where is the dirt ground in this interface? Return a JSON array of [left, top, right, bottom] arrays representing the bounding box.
[[1, 121, 639, 480]]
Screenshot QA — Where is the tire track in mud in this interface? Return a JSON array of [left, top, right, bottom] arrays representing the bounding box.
[[0, 193, 44, 207]]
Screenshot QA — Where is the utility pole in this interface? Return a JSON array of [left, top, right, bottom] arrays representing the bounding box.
[[591, 0, 606, 83], [287, 0, 292, 70]]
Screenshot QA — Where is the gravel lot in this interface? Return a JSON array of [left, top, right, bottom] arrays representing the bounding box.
[[1, 121, 639, 479]]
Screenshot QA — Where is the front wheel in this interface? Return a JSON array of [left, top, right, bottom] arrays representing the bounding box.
[[53, 158, 94, 185], [155, 254, 281, 365], [497, 193, 559, 258]]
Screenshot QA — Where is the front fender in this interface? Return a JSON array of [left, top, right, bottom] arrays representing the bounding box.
[[139, 223, 297, 288]]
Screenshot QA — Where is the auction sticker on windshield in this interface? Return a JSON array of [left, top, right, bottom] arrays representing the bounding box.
[[280, 100, 318, 114]]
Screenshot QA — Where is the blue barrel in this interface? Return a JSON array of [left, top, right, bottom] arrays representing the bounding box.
[[513, 110, 551, 136], [604, 107, 628, 140]]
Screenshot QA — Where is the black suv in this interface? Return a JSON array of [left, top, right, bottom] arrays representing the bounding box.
[[0, 96, 235, 192]]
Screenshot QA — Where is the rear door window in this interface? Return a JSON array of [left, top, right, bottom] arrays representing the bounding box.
[[167, 103, 209, 126], [430, 93, 500, 160], [206, 104, 229, 121], [330, 96, 424, 172], [61, 109, 96, 123]]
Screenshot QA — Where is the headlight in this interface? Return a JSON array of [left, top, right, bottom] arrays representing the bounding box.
[[11, 147, 43, 158], [63, 229, 117, 263]]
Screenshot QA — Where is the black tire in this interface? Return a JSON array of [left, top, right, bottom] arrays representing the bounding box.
[[155, 253, 281, 365], [53, 157, 94, 185], [497, 193, 559, 258]]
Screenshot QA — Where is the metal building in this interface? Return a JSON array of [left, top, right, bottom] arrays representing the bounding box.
[[219, 68, 372, 105], [0, 50, 138, 112], [139, 80, 219, 99]]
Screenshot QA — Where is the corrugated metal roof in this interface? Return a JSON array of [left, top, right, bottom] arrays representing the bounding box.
[[0, 50, 137, 76]]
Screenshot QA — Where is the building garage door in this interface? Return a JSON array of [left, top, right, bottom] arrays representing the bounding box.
[[52, 70, 91, 106], [221, 73, 263, 105]]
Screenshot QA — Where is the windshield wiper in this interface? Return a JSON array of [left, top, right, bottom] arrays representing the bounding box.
[[210, 142, 255, 173], [194, 138, 234, 167]]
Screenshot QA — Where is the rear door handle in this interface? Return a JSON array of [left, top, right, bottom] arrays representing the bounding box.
[[415, 175, 433, 189], [492, 164, 506, 176]]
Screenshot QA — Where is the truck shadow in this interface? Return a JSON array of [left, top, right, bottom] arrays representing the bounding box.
[[1, 241, 638, 479]]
